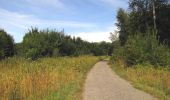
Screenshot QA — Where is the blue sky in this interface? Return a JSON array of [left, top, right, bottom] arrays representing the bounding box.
[[0, 0, 128, 43]]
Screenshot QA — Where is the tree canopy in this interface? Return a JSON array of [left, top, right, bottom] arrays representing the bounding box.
[[116, 0, 170, 46], [0, 29, 14, 59], [15, 28, 112, 60]]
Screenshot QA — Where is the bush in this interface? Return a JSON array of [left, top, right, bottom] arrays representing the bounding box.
[[52, 48, 60, 57], [111, 41, 125, 62], [0, 50, 4, 60], [111, 33, 170, 68], [26, 48, 40, 60]]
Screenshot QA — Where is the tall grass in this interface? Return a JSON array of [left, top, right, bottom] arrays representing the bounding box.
[[111, 60, 170, 100], [110, 33, 170, 99], [0, 56, 98, 100]]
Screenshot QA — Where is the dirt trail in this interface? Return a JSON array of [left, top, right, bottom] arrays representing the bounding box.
[[83, 61, 157, 100]]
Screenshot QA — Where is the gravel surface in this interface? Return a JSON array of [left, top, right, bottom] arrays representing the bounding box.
[[83, 61, 157, 100]]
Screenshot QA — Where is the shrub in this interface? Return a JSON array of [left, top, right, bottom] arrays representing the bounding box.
[[111, 41, 125, 62], [52, 48, 60, 57], [26, 48, 40, 60], [112, 32, 170, 68]]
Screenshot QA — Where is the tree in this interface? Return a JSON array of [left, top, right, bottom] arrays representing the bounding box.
[[116, 8, 130, 46], [129, 0, 153, 34], [0, 29, 15, 59], [22, 28, 66, 59], [156, 1, 170, 45], [128, 0, 170, 45], [20, 28, 113, 59], [110, 31, 119, 42], [59, 35, 76, 56]]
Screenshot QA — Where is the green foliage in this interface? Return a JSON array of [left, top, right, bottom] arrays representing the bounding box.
[[21, 28, 112, 59], [59, 35, 76, 56], [156, 2, 170, 45], [111, 41, 125, 62], [52, 48, 60, 57], [91, 41, 112, 56], [26, 48, 40, 60], [116, 8, 129, 46], [111, 1, 170, 99], [128, 0, 170, 45], [0, 29, 14, 60], [111, 33, 170, 67], [116, 0, 170, 46], [23, 28, 48, 58], [112, 0, 170, 68], [14, 43, 24, 56]]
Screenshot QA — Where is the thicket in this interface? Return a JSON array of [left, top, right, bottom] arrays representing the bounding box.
[[111, 33, 170, 68], [111, 0, 170, 68], [110, 1, 170, 99]]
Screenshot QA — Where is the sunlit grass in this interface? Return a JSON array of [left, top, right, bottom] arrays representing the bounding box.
[[111, 59, 170, 100], [0, 56, 98, 100]]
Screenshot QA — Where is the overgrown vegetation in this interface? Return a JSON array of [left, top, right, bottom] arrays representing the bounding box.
[[110, 0, 170, 99], [0, 19, 112, 99], [111, 60, 170, 100], [0, 56, 98, 100], [111, 33, 170, 67], [110, 33, 170, 99]]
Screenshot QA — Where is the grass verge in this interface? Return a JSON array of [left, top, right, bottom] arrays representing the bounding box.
[[110, 60, 170, 100], [0, 56, 98, 100]]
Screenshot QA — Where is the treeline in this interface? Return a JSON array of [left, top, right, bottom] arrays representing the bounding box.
[[111, 0, 170, 68], [0, 28, 113, 60]]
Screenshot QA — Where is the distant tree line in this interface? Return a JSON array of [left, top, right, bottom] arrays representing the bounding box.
[[0, 28, 113, 60]]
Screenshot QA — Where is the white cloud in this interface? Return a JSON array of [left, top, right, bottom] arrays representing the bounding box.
[[73, 31, 111, 42], [72, 26, 118, 42], [0, 8, 98, 42], [0, 8, 96, 29]]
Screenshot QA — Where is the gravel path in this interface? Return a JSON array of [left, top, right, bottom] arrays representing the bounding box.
[[83, 61, 157, 100]]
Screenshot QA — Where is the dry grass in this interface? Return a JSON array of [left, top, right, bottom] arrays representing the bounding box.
[[0, 56, 98, 100], [111, 59, 170, 100]]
